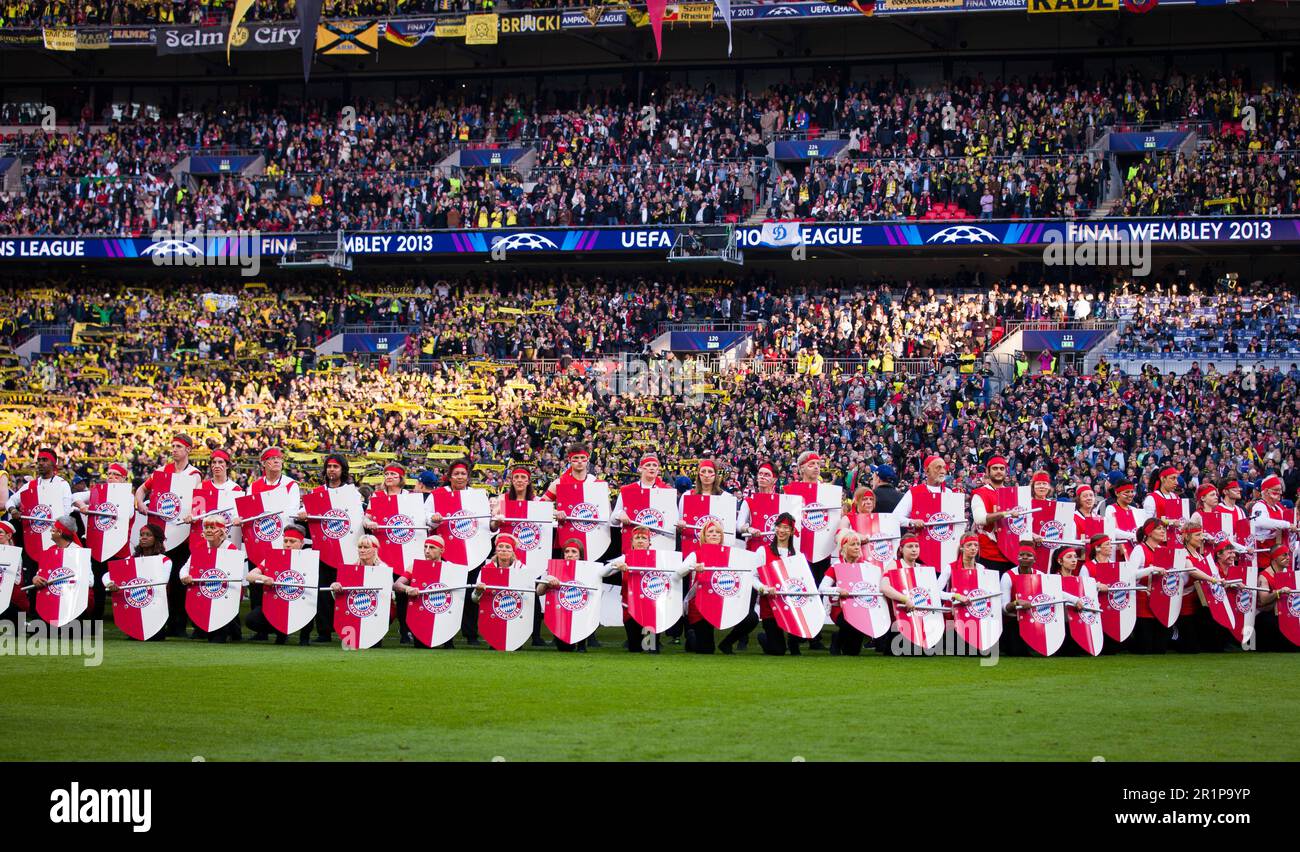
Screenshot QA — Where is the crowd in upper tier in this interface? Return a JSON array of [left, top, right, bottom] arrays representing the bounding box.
[[1, 70, 1294, 234]]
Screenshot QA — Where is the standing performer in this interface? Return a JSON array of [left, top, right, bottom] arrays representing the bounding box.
[[1126, 518, 1177, 654], [1219, 479, 1250, 544], [755, 512, 801, 656], [246, 447, 301, 641], [297, 453, 359, 644], [72, 461, 133, 621], [682, 520, 767, 655], [783, 451, 841, 651], [739, 462, 798, 553], [179, 516, 244, 643], [970, 456, 1016, 573], [245, 525, 311, 645], [821, 528, 876, 657], [1073, 484, 1104, 542], [544, 443, 611, 563], [1144, 466, 1188, 547], [103, 523, 171, 641], [6, 448, 74, 612], [1252, 475, 1298, 570], [425, 460, 486, 646], [1104, 479, 1143, 560]]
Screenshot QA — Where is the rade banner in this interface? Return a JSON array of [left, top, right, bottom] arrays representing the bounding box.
[[1028, 0, 1119, 10]]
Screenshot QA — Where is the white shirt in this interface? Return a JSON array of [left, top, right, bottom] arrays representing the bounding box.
[[6, 474, 73, 516]]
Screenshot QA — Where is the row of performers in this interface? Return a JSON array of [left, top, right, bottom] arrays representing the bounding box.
[[6, 503, 1298, 656]]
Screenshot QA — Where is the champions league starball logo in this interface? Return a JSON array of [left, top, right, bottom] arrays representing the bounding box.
[[640, 571, 668, 600], [926, 513, 956, 541], [386, 513, 416, 545], [420, 582, 455, 615], [120, 577, 153, 609], [45, 566, 73, 597], [28, 504, 53, 533], [492, 591, 524, 620], [514, 522, 542, 551], [803, 504, 829, 532], [448, 510, 479, 541], [347, 589, 379, 618], [568, 502, 599, 533], [320, 509, 350, 540], [155, 491, 183, 522], [253, 515, 282, 544], [198, 568, 229, 600], [275, 569, 305, 602], [90, 502, 118, 531], [709, 570, 741, 598], [558, 583, 588, 612], [1030, 593, 1057, 624], [925, 225, 1000, 244]]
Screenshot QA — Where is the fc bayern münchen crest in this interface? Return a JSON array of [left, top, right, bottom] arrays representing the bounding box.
[[965, 591, 993, 619], [321, 508, 350, 540], [121, 577, 153, 609], [347, 589, 378, 618], [449, 510, 479, 540], [515, 522, 542, 550], [1078, 595, 1100, 624], [803, 504, 829, 531], [634, 508, 664, 529], [1287, 594, 1300, 618], [1030, 593, 1057, 624], [847, 581, 881, 609], [1108, 588, 1131, 610], [275, 569, 305, 601], [156, 491, 182, 521], [1161, 573, 1181, 596], [1234, 588, 1253, 614], [420, 582, 455, 614], [492, 590, 524, 620], [569, 502, 599, 532], [28, 504, 53, 532], [926, 512, 956, 541], [558, 584, 588, 611], [709, 570, 741, 597], [783, 578, 810, 608], [46, 566, 73, 597], [254, 514, 282, 543], [198, 567, 228, 600], [387, 513, 416, 544], [91, 502, 118, 531], [1039, 520, 1065, 543], [640, 571, 667, 600]]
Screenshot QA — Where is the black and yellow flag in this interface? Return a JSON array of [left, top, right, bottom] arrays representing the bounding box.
[[316, 20, 380, 55], [227, 0, 255, 62]]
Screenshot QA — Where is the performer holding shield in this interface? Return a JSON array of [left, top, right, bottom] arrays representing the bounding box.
[[103, 523, 171, 642], [7, 448, 74, 612], [245, 447, 301, 641], [179, 516, 245, 643], [754, 512, 800, 655], [682, 520, 768, 655], [970, 456, 1017, 573], [1256, 546, 1298, 652]]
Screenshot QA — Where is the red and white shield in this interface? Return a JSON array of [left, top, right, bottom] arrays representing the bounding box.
[[997, 485, 1033, 562], [783, 483, 842, 563], [432, 488, 490, 570], [235, 490, 286, 568], [689, 543, 759, 630], [1061, 575, 1104, 656], [499, 499, 555, 572], [404, 560, 469, 648], [302, 485, 362, 570], [950, 565, 1002, 652], [106, 555, 170, 641], [1088, 562, 1138, 642], [1145, 546, 1185, 629], [623, 548, 685, 633], [1201, 511, 1235, 548], [188, 483, 241, 552], [19, 480, 62, 561], [35, 546, 92, 627], [555, 478, 611, 561], [833, 562, 892, 639], [850, 512, 902, 568], [758, 554, 825, 639], [148, 472, 196, 552], [1032, 499, 1077, 569], [543, 559, 606, 645], [333, 563, 392, 650], [368, 492, 427, 574], [477, 563, 536, 652], [0, 544, 21, 610], [261, 548, 321, 635], [184, 547, 245, 633], [1222, 561, 1258, 645], [1014, 573, 1066, 657], [619, 485, 679, 553], [85, 482, 133, 563], [1195, 557, 1238, 637], [1271, 570, 1300, 647], [680, 493, 738, 559], [908, 488, 965, 572], [742, 493, 804, 553], [885, 563, 944, 649]]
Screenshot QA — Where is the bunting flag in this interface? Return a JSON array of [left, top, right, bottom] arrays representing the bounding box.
[[317, 20, 380, 56], [227, 0, 256, 63], [715, 0, 732, 54], [298, 0, 324, 80], [647, 0, 667, 57]]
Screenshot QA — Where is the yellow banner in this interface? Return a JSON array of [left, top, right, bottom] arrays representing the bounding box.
[[1028, 0, 1118, 11], [317, 20, 380, 55], [42, 29, 76, 51], [465, 13, 499, 44], [677, 3, 714, 22]]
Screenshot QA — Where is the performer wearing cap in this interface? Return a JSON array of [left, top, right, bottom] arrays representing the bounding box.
[[395, 534, 456, 648], [72, 461, 133, 622], [995, 541, 1047, 656], [891, 454, 960, 530], [179, 516, 244, 643], [1219, 479, 1249, 539], [1251, 475, 1298, 570], [1073, 484, 1103, 542], [134, 433, 203, 512], [245, 525, 312, 646], [754, 512, 801, 655], [31, 515, 91, 621], [879, 534, 968, 656], [1189, 483, 1227, 546], [247, 447, 302, 641], [1103, 479, 1143, 560], [604, 525, 677, 653], [536, 538, 599, 652], [970, 456, 1016, 573], [6, 449, 75, 611], [1177, 519, 1234, 653], [682, 519, 769, 655], [103, 523, 172, 641]]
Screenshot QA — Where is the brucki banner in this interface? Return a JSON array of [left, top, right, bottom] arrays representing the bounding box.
[[156, 23, 304, 55]]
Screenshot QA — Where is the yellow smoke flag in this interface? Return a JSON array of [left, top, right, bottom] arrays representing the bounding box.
[[228, 0, 256, 63]]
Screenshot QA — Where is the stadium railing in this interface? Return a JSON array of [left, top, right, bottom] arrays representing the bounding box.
[[1005, 319, 1119, 333]]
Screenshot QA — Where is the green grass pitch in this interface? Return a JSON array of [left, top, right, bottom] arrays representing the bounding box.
[[3, 623, 1297, 761]]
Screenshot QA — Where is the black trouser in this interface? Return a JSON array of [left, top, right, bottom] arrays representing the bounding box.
[[315, 564, 337, 640], [248, 576, 267, 636], [719, 596, 760, 651], [461, 566, 480, 641], [553, 636, 587, 652], [20, 551, 40, 619], [759, 617, 798, 655], [395, 587, 411, 640], [89, 558, 110, 623], [1255, 609, 1298, 652], [165, 541, 190, 636], [788, 556, 830, 652], [833, 614, 865, 656], [996, 618, 1025, 657], [624, 617, 659, 652], [686, 617, 715, 654], [531, 596, 544, 643], [875, 627, 927, 657], [1131, 617, 1170, 654]]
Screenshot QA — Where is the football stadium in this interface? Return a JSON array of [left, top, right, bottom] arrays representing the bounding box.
[[1, 0, 1299, 804]]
